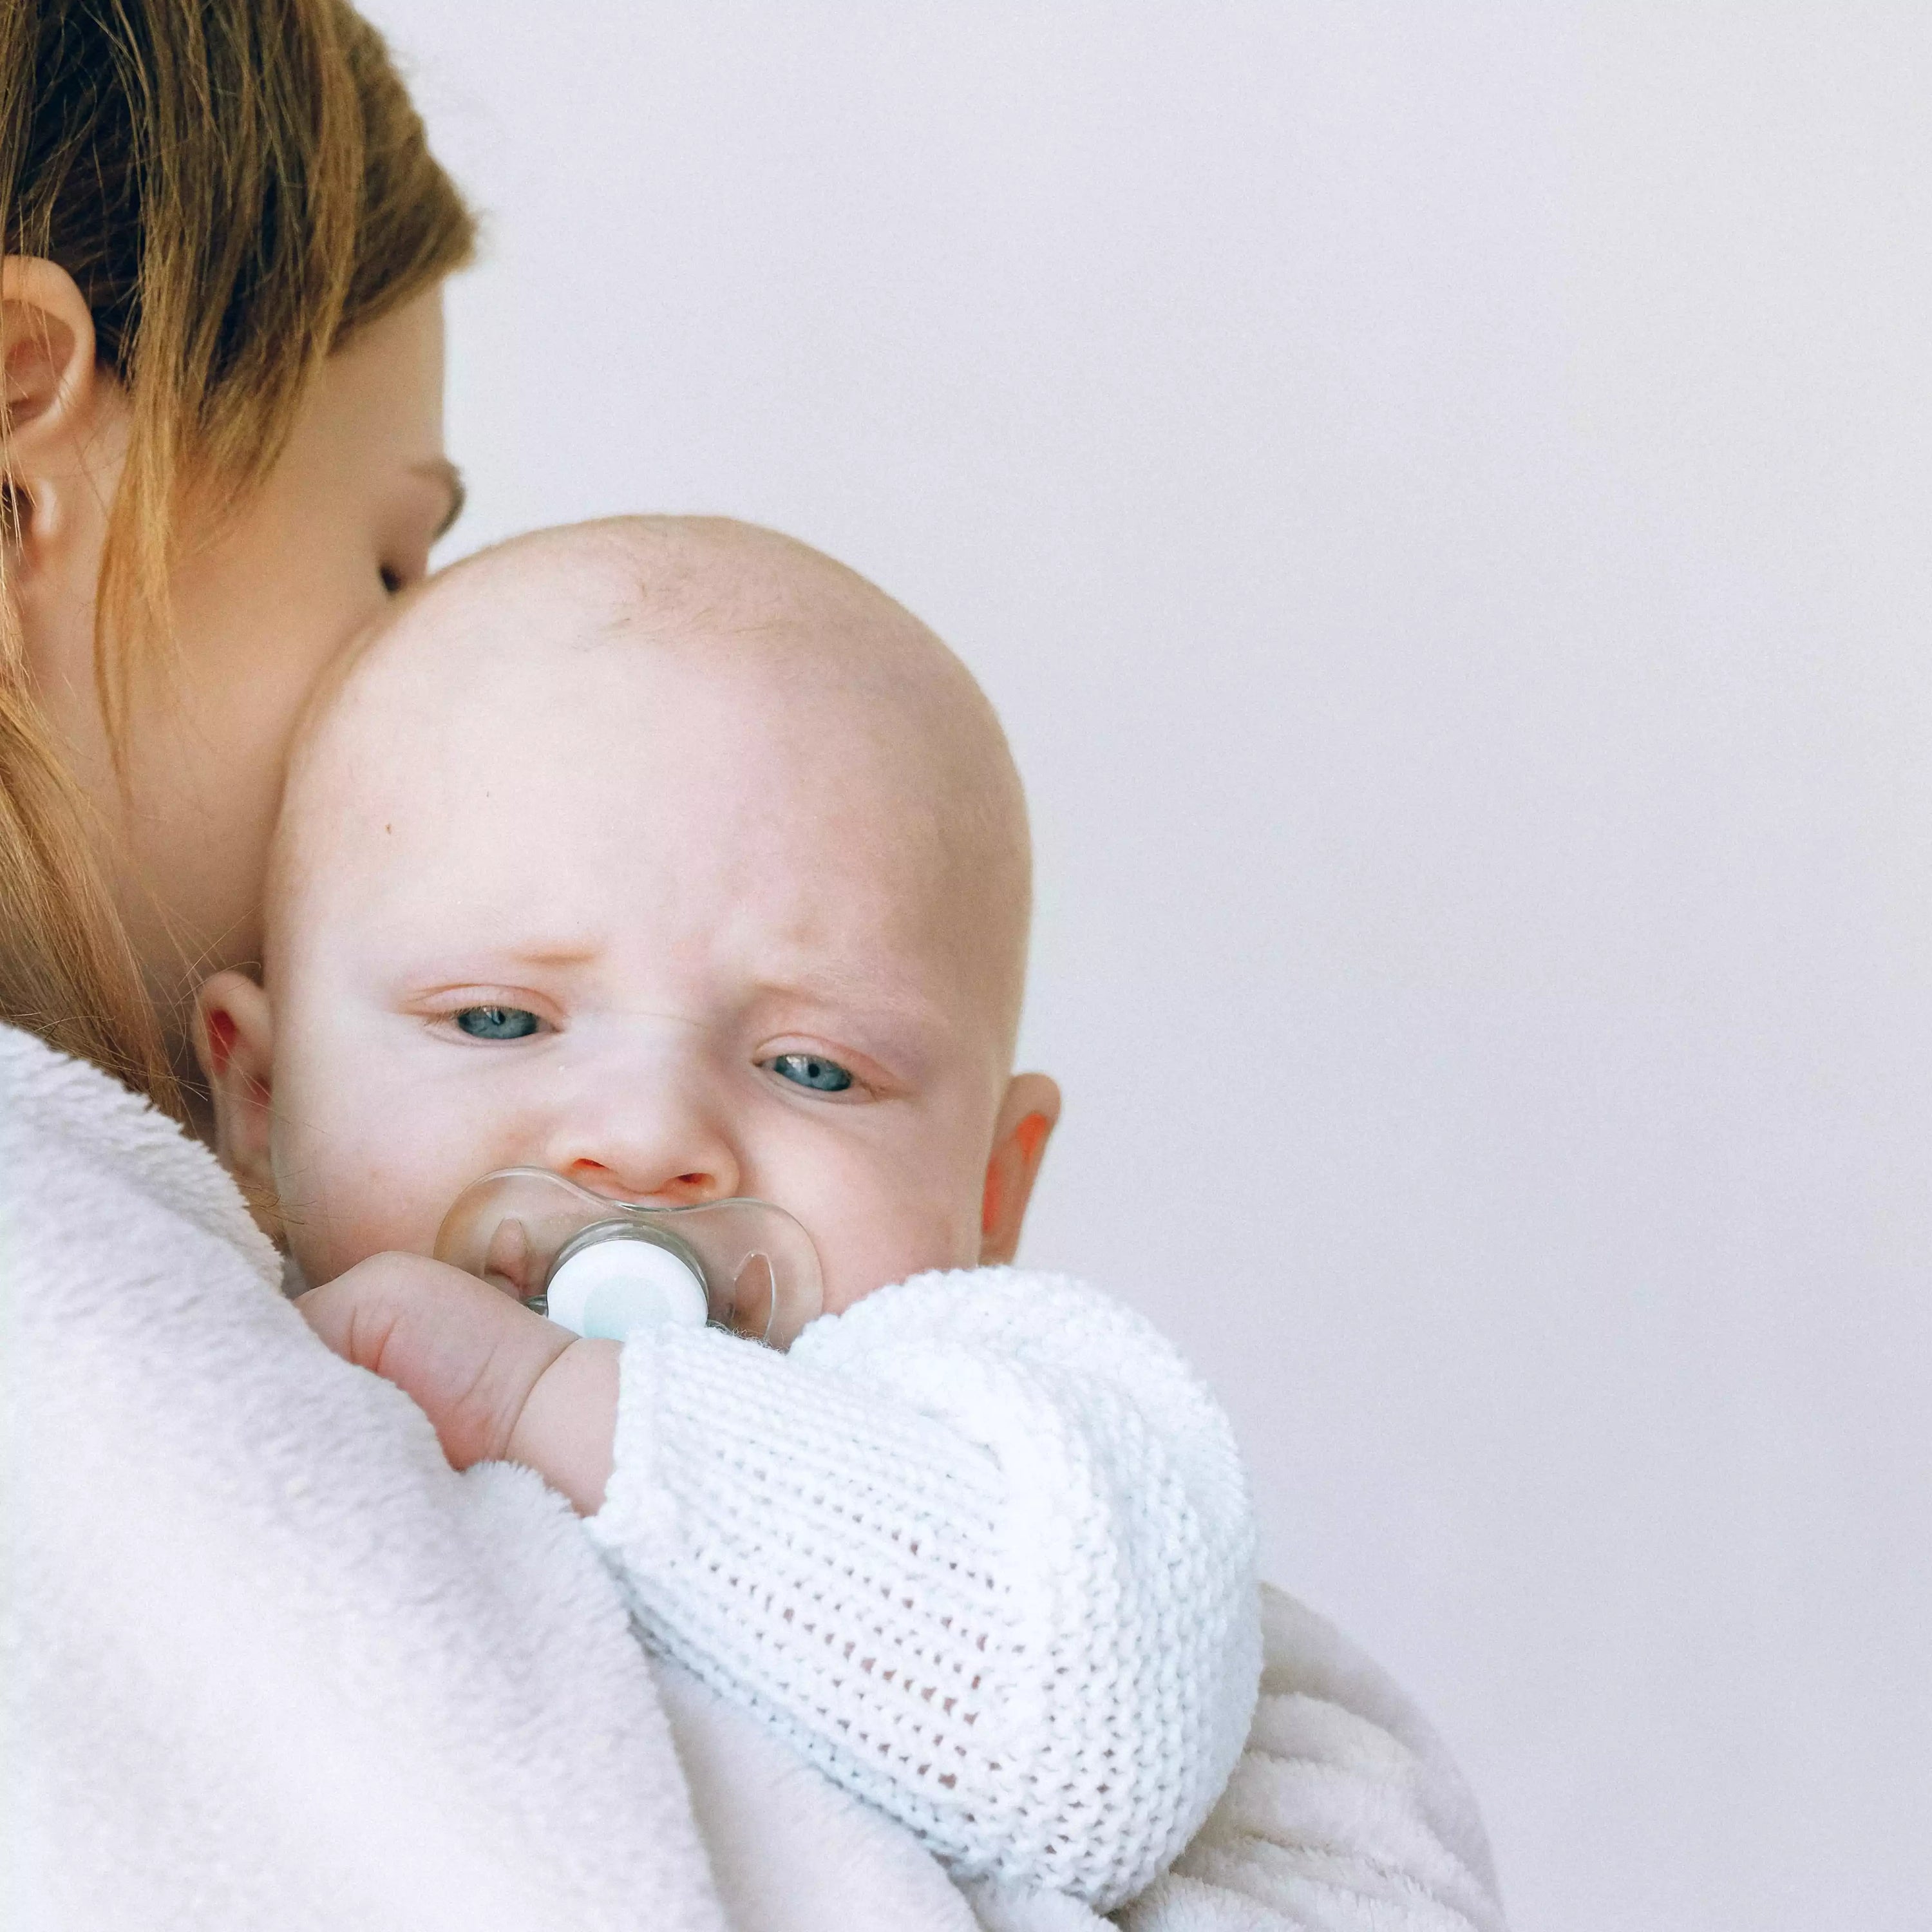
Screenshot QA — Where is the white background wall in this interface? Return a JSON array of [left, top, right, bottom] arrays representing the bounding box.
[[363, 5, 1932, 1924]]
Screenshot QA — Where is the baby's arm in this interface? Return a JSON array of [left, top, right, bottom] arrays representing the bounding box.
[[587, 1270, 1260, 1912], [302, 1260, 1260, 1912]]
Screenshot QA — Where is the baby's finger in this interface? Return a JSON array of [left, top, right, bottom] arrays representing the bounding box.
[[298, 1253, 573, 1470]]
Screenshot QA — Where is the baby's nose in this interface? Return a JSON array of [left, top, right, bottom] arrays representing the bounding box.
[[545, 1095, 742, 1208]]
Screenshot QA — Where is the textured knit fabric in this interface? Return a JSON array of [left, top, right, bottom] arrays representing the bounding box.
[[587, 1267, 1265, 1911], [660, 1584, 1510, 1932]]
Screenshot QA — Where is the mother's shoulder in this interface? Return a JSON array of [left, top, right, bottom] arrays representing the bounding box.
[[0, 1021, 279, 1291]]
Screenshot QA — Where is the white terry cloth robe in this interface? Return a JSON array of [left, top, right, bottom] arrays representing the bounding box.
[[0, 1023, 1506, 1932]]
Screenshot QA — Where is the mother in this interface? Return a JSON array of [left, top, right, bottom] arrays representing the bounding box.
[[0, 8, 768, 1926], [1, 6, 1504, 1929]]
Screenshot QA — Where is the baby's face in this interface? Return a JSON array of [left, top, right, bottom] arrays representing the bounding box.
[[204, 528, 1050, 1314]]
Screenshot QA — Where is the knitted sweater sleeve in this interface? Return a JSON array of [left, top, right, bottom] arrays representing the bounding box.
[[584, 1266, 1261, 1911]]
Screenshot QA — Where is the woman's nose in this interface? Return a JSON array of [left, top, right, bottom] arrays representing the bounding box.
[[543, 1086, 742, 1207]]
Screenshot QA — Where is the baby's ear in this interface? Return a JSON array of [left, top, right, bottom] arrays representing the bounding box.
[[979, 1072, 1061, 1267], [194, 970, 283, 1241]]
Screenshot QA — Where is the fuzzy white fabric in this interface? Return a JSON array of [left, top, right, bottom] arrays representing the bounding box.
[[1, 1025, 732, 1931], [591, 1272, 1262, 1909], [659, 1665, 983, 1931], [0, 1023, 1508, 1931], [1117, 1588, 1508, 1932]]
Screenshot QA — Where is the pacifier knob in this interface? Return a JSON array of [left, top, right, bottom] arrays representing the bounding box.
[[544, 1228, 708, 1339]]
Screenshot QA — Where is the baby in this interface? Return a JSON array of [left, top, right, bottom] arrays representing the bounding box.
[[194, 517, 1259, 1911]]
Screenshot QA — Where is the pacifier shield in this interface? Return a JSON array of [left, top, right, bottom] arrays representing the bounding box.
[[433, 1166, 824, 1348]]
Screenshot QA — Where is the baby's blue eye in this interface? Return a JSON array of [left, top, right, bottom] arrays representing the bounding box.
[[455, 1005, 541, 1041], [768, 1052, 854, 1093]]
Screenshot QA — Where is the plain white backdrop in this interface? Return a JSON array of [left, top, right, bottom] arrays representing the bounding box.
[[363, 5, 1932, 1925]]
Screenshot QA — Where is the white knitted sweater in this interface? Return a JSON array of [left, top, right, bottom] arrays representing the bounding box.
[[587, 1269, 1263, 1911]]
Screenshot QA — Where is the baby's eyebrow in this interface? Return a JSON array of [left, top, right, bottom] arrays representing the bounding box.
[[496, 939, 602, 969], [750, 970, 952, 1045], [385, 935, 605, 981]]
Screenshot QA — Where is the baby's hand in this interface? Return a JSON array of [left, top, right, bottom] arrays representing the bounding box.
[[298, 1254, 620, 1513]]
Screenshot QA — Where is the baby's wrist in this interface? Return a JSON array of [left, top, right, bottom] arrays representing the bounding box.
[[504, 1336, 621, 1516]]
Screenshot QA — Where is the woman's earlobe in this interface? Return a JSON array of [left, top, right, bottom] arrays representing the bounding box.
[[979, 1072, 1062, 1267]]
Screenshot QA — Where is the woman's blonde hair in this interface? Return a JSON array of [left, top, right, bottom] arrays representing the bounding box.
[[0, 0, 473, 1115]]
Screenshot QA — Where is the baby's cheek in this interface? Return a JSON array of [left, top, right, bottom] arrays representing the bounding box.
[[817, 1190, 981, 1314], [274, 1140, 431, 1285], [270, 1074, 455, 1283]]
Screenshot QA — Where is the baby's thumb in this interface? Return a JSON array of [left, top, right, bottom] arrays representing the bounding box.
[[298, 1253, 573, 1470]]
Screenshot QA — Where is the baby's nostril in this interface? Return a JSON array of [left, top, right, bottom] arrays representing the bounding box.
[[560, 1160, 727, 1206]]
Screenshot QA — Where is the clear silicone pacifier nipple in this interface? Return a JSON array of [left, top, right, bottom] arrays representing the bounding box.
[[433, 1167, 824, 1349]]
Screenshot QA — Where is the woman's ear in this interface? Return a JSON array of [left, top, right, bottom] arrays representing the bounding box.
[[1, 256, 118, 607], [979, 1072, 1061, 1267], [194, 970, 283, 1240]]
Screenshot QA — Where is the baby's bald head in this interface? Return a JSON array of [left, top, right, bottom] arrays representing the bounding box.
[[216, 516, 1057, 1302], [274, 515, 1034, 1061]]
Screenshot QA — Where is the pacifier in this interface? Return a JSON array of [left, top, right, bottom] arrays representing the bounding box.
[[434, 1167, 824, 1349]]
